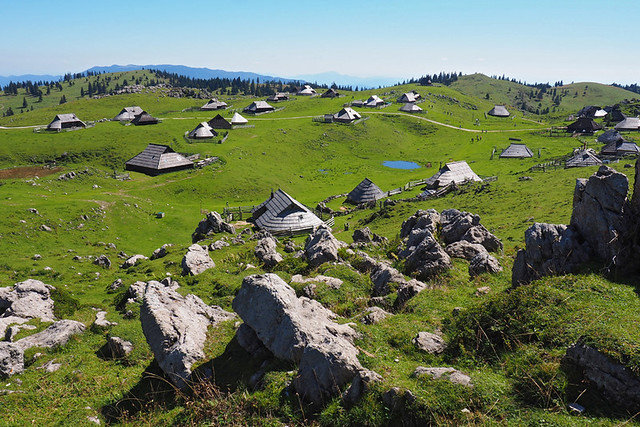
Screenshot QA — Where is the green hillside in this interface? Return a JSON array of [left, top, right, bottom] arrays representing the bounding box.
[[0, 70, 638, 426], [451, 73, 640, 118]]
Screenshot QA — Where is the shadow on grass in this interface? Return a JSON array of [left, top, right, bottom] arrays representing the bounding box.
[[101, 336, 270, 424]]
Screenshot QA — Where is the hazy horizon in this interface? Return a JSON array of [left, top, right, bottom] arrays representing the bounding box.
[[2, 0, 639, 85]]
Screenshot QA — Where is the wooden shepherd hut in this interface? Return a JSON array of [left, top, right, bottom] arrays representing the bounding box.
[[565, 149, 603, 168], [251, 189, 324, 234], [207, 114, 232, 129], [267, 92, 289, 102], [566, 117, 602, 134], [131, 111, 159, 126], [333, 107, 361, 123], [614, 117, 640, 131], [201, 98, 228, 110], [397, 91, 420, 103], [499, 143, 533, 158], [46, 113, 86, 131], [297, 85, 317, 96], [244, 101, 275, 114], [601, 140, 640, 157], [231, 112, 248, 125], [365, 95, 385, 108], [188, 122, 217, 139], [346, 178, 386, 204], [424, 161, 482, 189], [125, 144, 194, 176], [113, 106, 143, 121], [399, 103, 423, 113], [597, 129, 624, 144], [488, 105, 510, 117], [321, 88, 340, 98]]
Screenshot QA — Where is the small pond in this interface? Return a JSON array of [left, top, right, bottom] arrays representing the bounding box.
[[383, 160, 421, 169]]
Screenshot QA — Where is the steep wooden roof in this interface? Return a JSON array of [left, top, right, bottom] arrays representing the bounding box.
[[614, 117, 640, 131], [244, 101, 275, 113], [399, 103, 423, 113], [499, 143, 533, 158], [597, 129, 624, 144], [125, 144, 193, 175], [333, 107, 361, 123], [113, 106, 143, 121], [251, 189, 323, 234], [567, 117, 602, 133], [365, 95, 384, 107], [188, 122, 217, 139], [207, 114, 232, 129], [131, 111, 159, 125], [566, 149, 602, 168], [488, 105, 509, 117], [297, 85, 317, 96], [601, 140, 640, 156], [321, 88, 340, 98], [201, 98, 228, 110], [231, 112, 248, 125], [425, 161, 481, 189], [346, 178, 386, 204], [47, 113, 86, 130], [397, 91, 420, 103]]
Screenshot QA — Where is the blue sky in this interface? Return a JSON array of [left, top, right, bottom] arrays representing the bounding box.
[[2, 0, 639, 84]]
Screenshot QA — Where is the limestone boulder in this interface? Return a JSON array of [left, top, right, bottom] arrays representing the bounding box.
[[140, 281, 235, 388], [305, 226, 346, 268], [468, 252, 502, 277], [400, 209, 440, 239], [400, 230, 452, 280], [412, 366, 473, 387], [121, 254, 148, 269], [181, 244, 215, 276], [0, 279, 56, 322], [0, 342, 24, 378], [412, 332, 447, 354], [361, 307, 392, 325], [445, 240, 488, 260], [191, 211, 235, 243], [232, 273, 366, 404], [93, 255, 111, 268], [151, 244, 173, 260], [14, 320, 86, 351], [254, 234, 283, 267], [103, 336, 134, 359]]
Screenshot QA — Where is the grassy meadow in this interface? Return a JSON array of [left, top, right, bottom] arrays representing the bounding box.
[[0, 71, 639, 425]]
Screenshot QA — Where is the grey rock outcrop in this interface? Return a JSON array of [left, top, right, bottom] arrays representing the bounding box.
[[120, 254, 148, 269], [209, 239, 229, 251], [400, 230, 452, 280], [93, 255, 111, 269], [14, 320, 86, 351], [445, 240, 488, 260], [468, 252, 503, 277], [232, 273, 370, 404], [563, 342, 640, 412], [412, 366, 473, 387], [512, 223, 591, 286], [352, 251, 426, 302], [93, 311, 117, 328], [412, 332, 447, 354], [0, 342, 24, 378], [361, 307, 392, 325], [151, 244, 173, 260], [0, 279, 56, 323], [352, 227, 388, 246], [396, 279, 428, 307], [440, 209, 503, 252], [181, 244, 215, 276], [342, 369, 383, 405], [290, 274, 343, 290], [254, 234, 283, 267], [305, 226, 346, 268], [140, 281, 235, 388], [400, 209, 440, 239], [103, 336, 134, 359], [192, 211, 235, 243]]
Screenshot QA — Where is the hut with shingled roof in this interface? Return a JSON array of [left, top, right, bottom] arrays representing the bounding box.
[[207, 114, 232, 129], [597, 129, 624, 144], [565, 149, 603, 168], [46, 113, 86, 131], [397, 91, 421, 103], [346, 178, 386, 204], [267, 92, 289, 102], [113, 106, 143, 121], [333, 107, 361, 123], [251, 189, 324, 234], [365, 95, 385, 108], [399, 103, 423, 113], [424, 161, 481, 189], [188, 122, 217, 139], [231, 112, 248, 125], [601, 140, 640, 157], [321, 88, 340, 98], [614, 117, 640, 131], [244, 101, 275, 114], [125, 144, 194, 175], [201, 98, 228, 111], [297, 85, 317, 96], [488, 105, 510, 117], [131, 111, 159, 126], [500, 143, 533, 158], [566, 117, 602, 134]]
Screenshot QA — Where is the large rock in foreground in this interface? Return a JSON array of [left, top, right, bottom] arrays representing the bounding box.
[[0, 279, 56, 323], [232, 273, 367, 404], [14, 319, 86, 351], [141, 281, 235, 388], [181, 244, 215, 276]]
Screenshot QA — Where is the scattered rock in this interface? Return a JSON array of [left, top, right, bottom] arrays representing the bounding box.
[[33, 254, 42, 260], [254, 234, 283, 267], [412, 332, 447, 354], [0, 279, 56, 322], [102, 336, 134, 359], [14, 320, 86, 351], [232, 273, 365, 404], [209, 239, 229, 251], [563, 342, 640, 412], [302, 283, 316, 298], [181, 244, 215, 276], [412, 366, 473, 387], [93, 255, 111, 269], [400, 229, 452, 280], [93, 311, 117, 329], [192, 211, 235, 243], [475, 286, 491, 296], [305, 226, 346, 268], [125, 281, 147, 303], [40, 359, 62, 373], [468, 252, 502, 277], [140, 281, 235, 388], [28, 208, 39, 215], [361, 307, 391, 325], [150, 244, 173, 260], [283, 240, 298, 253], [342, 369, 383, 405], [40, 224, 52, 232], [120, 254, 148, 269], [400, 209, 440, 239], [0, 342, 24, 378], [445, 241, 488, 261], [107, 279, 123, 292], [290, 274, 343, 290], [440, 209, 503, 252]]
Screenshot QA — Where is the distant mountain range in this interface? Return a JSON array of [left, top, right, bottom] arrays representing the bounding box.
[[0, 64, 403, 89]]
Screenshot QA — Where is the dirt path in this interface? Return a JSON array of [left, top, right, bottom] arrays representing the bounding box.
[[0, 125, 42, 129]]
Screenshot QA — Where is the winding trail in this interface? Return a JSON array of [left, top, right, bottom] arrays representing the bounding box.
[[0, 112, 550, 133]]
